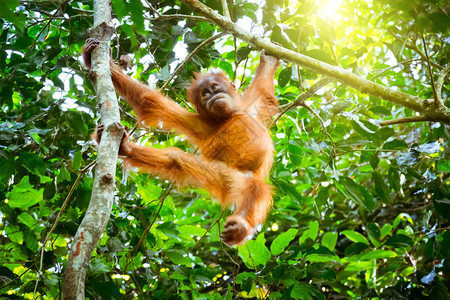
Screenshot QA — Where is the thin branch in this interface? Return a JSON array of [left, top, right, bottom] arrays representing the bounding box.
[[405, 42, 443, 70], [220, 0, 231, 19], [160, 32, 227, 90], [194, 210, 225, 247], [34, 160, 96, 299], [324, 15, 340, 67], [368, 59, 420, 81], [436, 64, 450, 102], [380, 115, 433, 126], [299, 101, 335, 149], [24, 1, 67, 58], [0, 268, 31, 290], [271, 77, 334, 127], [132, 184, 173, 253], [145, 1, 161, 17], [245, 243, 266, 299], [421, 35, 439, 104], [146, 14, 208, 22]]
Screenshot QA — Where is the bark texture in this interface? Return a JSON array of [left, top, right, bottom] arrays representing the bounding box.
[[63, 1, 123, 299]]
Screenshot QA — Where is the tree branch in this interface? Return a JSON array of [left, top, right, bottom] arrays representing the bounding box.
[[421, 35, 439, 104], [436, 64, 450, 102], [63, 1, 123, 298], [181, 0, 450, 126], [160, 32, 227, 91], [272, 77, 334, 126], [405, 42, 443, 70], [146, 14, 208, 22], [380, 115, 433, 127]]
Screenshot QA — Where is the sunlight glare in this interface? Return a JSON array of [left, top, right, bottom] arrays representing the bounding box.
[[318, 0, 343, 20]]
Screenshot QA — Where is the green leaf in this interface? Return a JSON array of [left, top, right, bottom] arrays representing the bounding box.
[[299, 221, 319, 244], [345, 260, 373, 272], [373, 172, 391, 203], [383, 139, 408, 150], [436, 159, 450, 172], [111, 0, 127, 20], [40, 176, 52, 184], [287, 141, 303, 166], [5, 224, 23, 243], [344, 242, 369, 256], [66, 111, 88, 136], [106, 237, 125, 252], [278, 66, 292, 87], [73, 150, 82, 170], [238, 240, 271, 267], [58, 168, 71, 183], [166, 249, 192, 267], [8, 176, 44, 209], [19, 152, 47, 175], [369, 105, 391, 115], [381, 223, 392, 239], [360, 250, 396, 260], [291, 284, 313, 300], [138, 183, 162, 205], [129, 0, 145, 34], [342, 230, 369, 245], [271, 228, 298, 255], [385, 234, 414, 248], [335, 177, 374, 211], [388, 166, 401, 191], [156, 222, 179, 239], [366, 223, 381, 247], [88, 258, 111, 276], [178, 225, 207, 239], [24, 230, 38, 252], [322, 232, 338, 250], [18, 212, 36, 228]]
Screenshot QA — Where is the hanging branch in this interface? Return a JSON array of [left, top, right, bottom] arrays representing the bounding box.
[[420, 35, 439, 104], [180, 0, 450, 126], [63, 0, 124, 298], [436, 64, 450, 102]]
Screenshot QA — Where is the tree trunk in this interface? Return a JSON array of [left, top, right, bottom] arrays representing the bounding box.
[[63, 0, 122, 298]]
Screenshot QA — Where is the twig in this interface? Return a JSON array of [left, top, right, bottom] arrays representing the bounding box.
[[132, 184, 174, 252], [24, 1, 69, 58], [160, 32, 227, 90], [405, 43, 443, 70], [145, 1, 161, 17], [436, 64, 450, 102], [324, 14, 340, 67], [245, 244, 266, 299], [194, 210, 225, 247], [380, 115, 433, 126], [368, 59, 420, 81], [34, 160, 96, 299], [220, 0, 231, 19], [299, 101, 335, 149], [146, 14, 208, 22], [0, 268, 30, 290], [420, 35, 439, 104], [271, 77, 334, 127]]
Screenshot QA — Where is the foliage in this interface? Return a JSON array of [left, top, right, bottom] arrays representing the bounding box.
[[0, 0, 449, 298]]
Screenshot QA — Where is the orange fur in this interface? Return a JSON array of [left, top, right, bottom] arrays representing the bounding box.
[[84, 39, 280, 245]]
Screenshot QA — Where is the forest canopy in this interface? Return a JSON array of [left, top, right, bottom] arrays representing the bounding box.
[[0, 0, 449, 299]]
